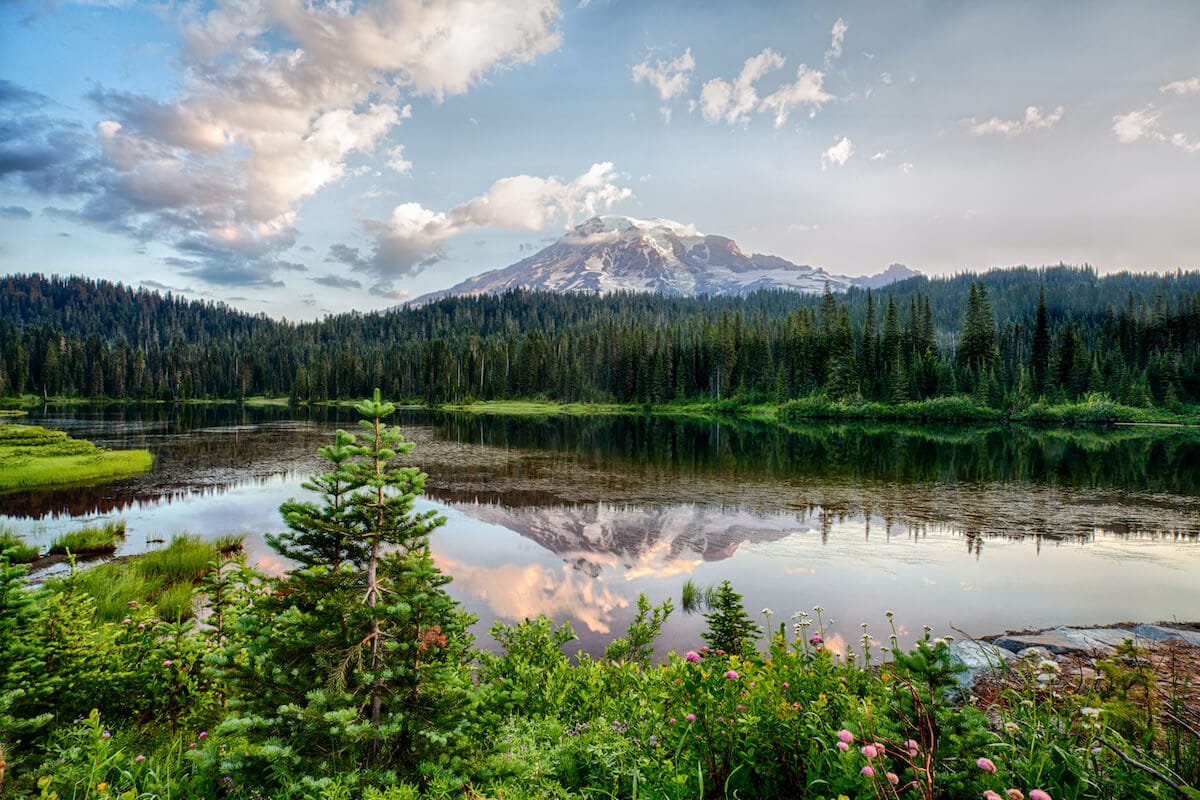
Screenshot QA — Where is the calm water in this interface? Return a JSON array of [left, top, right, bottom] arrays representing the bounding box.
[[2, 406, 1199, 656]]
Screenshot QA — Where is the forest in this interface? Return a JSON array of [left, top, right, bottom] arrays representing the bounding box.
[[1, 266, 1199, 416]]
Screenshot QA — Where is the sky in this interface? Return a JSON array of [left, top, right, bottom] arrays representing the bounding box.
[[2, 1, 1199, 321]]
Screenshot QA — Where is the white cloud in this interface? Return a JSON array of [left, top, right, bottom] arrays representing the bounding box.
[[900, 161, 914, 175], [963, 105, 1064, 137], [349, 162, 632, 281], [67, 0, 562, 286], [825, 18, 847, 66], [820, 137, 854, 170], [870, 150, 889, 161], [1112, 107, 1164, 143], [1170, 132, 1200, 153], [880, 72, 893, 85], [1160, 76, 1200, 96], [700, 48, 786, 125], [632, 48, 696, 101], [760, 64, 834, 127]]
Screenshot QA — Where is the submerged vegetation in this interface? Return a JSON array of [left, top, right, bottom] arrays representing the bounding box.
[[0, 423, 152, 491], [0, 393, 1196, 799]]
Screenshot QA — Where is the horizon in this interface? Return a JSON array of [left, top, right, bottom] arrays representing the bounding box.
[[1, 1, 1198, 320]]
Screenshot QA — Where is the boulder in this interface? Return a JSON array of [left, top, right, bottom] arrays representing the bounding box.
[[1130, 624, 1200, 646], [948, 640, 1012, 692], [994, 627, 1135, 656]]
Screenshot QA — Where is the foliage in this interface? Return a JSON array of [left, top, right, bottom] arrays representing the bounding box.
[[47, 520, 127, 556], [0, 526, 39, 563], [700, 580, 761, 659], [0, 424, 152, 490]]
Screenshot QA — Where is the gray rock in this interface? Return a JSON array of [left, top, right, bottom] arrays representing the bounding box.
[[948, 641, 1012, 692], [994, 627, 1135, 656], [1131, 624, 1200, 646]]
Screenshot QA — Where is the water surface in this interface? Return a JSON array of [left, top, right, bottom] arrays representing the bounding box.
[[3, 406, 1198, 655]]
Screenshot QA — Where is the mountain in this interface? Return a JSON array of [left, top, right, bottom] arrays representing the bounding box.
[[414, 216, 918, 304], [856, 262, 921, 289]]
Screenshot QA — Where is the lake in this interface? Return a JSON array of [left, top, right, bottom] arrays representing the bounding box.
[[2, 405, 1199, 657]]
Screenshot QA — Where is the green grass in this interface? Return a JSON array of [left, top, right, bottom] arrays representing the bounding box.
[[0, 526, 39, 563], [71, 534, 228, 622], [0, 424, 153, 491], [47, 520, 127, 556], [438, 399, 641, 416], [212, 533, 246, 554]]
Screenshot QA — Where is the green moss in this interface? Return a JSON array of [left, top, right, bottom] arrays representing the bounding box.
[[0, 424, 153, 491]]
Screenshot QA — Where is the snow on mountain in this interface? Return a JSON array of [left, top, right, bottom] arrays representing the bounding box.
[[413, 216, 919, 304]]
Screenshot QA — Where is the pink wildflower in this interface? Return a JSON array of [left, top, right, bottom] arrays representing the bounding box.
[[976, 757, 997, 773], [102, 731, 111, 739], [163, 660, 173, 666], [684, 651, 702, 663], [810, 634, 823, 645], [1006, 791, 1025, 800], [725, 670, 739, 679], [837, 729, 855, 744], [836, 741, 850, 752], [669, 718, 676, 724], [861, 766, 875, 778], [121, 618, 132, 625], [736, 704, 746, 711], [1028, 791, 1051, 800], [886, 772, 899, 785], [127, 600, 138, 607], [198, 731, 208, 739], [861, 744, 879, 758], [685, 713, 696, 722], [135, 754, 146, 763], [905, 738, 919, 754], [984, 792, 1003, 800], [782, 682, 789, 688]]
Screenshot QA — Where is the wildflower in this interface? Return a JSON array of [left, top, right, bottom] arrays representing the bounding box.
[[1007, 791, 1025, 800], [861, 744, 879, 758], [1004, 721, 1021, 735], [189, 742, 196, 749], [762, 607, 773, 615], [725, 670, 739, 679], [1080, 707, 1101, 719], [127, 600, 138, 607], [97, 783, 107, 792], [885, 610, 894, 617], [836, 741, 850, 752], [685, 713, 696, 722], [1036, 659, 1060, 674], [861, 766, 875, 778], [669, 717, 676, 724], [886, 772, 899, 785], [198, 731, 208, 739], [684, 651, 702, 663], [716, 649, 726, 655], [837, 729, 855, 743], [138, 623, 145, 630], [163, 660, 174, 666], [984, 792, 1003, 800], [782, 682, 789, 688], [976, 756, 997, 773], [102, 730, 112, 739], [121, 617, 131, 625], [905, 738, 919, 753], [1028, 791, 1051, 800], [810, 634, 824, 645], [813, 605, 823, 612], [736, 704, 746, 711], [135, 753, 146, 762]]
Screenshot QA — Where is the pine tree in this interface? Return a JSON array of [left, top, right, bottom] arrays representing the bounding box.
[[1031, 286, 1051, 396], [701, 580, 761, 658]]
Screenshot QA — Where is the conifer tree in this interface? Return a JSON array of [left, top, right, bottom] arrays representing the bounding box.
[[1031, 286, 1051, 395]]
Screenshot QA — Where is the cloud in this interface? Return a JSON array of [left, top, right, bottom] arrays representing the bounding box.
[[0, 1, 562, 287], [0, 205, 32, 219], [1112, 107, 1164, 144], [870, 151, 889, 161], [820, 137, 854, 170], [759, 64, 834, 127], [311, 272, 363, 290], [1170, 133, 1200, 153], [386, 144, 413, 175], [1160, 76, 1200, 96], [631, 48, 695, 101], [963, 105, 1064, 137], [351, 162, 632, 284], [825, 18, 847, 66], [700, 48, 786, 125]]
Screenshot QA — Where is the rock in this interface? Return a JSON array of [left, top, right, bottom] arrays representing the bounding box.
[[1130, 624, 1200, 646], [948, 641, 1012, 692], [994, 627, 1135, 656]]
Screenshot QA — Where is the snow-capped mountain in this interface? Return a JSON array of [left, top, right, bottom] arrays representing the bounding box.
[[413, 216, 919, 304]]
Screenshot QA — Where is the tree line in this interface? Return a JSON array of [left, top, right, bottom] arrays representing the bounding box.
[[1, 266, 1199, 409]]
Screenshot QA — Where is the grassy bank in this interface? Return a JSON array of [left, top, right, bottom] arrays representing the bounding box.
[[47, 520, 128, 556], [0, 424, 153, 491]]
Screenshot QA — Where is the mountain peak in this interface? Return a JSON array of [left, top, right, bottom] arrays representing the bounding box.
[[413, 218, 919, 304]]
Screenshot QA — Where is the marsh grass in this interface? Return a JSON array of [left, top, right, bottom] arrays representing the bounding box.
[[48, 520, 127, 556], [70, 534, 225, 621], [0, 526, 39, 563], [0, 424, 152, 491], [211, 533, 246, 554]]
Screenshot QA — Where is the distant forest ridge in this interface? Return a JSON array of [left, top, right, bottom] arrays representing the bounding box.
[[1, 265, 1199, 409]]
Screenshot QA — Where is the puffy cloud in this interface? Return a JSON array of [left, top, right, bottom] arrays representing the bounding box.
[[825, 18, 848, 66], [1112, 107, 1164, 144], [1, 1, 563, 287], [760, 64, 833, 127], [870, 150, 889, 161], [963, 105, 1064, 137], [345, 162, 632, 283], [1170, 133, 1200, 153], [700, 48, 786, 125], [1160, 76, 1200, 96], [386, 144, 412, 175], [820, 137, 854, 170], [632, 48, 695, 101]]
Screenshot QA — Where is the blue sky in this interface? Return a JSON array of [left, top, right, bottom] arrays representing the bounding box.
[[2, 1, 1199, 320]]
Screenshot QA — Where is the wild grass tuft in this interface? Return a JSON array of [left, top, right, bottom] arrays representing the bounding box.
[[155, 581, 197, 622], [0, 526, 39, 563], [48, 520, 127, 556], [212, 533, 246, 554], [138, 534, 217, 584]]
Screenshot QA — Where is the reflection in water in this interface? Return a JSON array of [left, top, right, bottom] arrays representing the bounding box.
[[2, 407, 1198, 653]]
